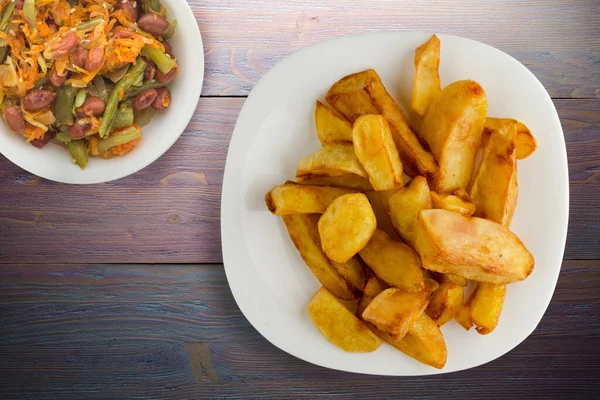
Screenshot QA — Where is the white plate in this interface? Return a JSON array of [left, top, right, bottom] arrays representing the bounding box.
[[0, 0, 204, 184], [221, 32, 569, 375]]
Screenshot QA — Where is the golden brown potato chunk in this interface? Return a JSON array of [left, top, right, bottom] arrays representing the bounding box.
[[353, 114, 404, 191], [296, 143, 367, 181], [282, 214, 361, 300], [365, 190, 401, 239], [371, 313, 447, 369], [412, 34, 441, 118], [415, 209, 535, 284], [420, 80, 488, 194], [318, 193, 377, 263], [315, 100, 353, 145], [326, 69, 437, 177], [431, 191, 477, 217], [359, 229, 425, 292], [308, 287, 382, 352], [356, 275, 390, 317], [425, 282, 464, 326], [470, 119, 518, 226], [298, 174, 373, 191], [265, 182, 356, 215], [482, 118, 537, 160], [362, 286, 434, 341], [469, 282, 506, 335], [387, 176, 431, 247]]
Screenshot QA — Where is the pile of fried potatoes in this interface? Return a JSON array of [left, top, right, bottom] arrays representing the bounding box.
[[265, 34, 537, 369]]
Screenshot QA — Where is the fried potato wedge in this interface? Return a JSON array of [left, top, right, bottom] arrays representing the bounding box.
[[359, 229, 425, 292], [266, 182, 356, 215], [454, 303, 473, 331], [431, 191, 476, 217], [415, 209, 535, 284], [425, 282, 464, 326], [308, 287, 382, 352], [357, 275, 390, 317], [436, 272, 468, 287], [482, 118, 537, 160], [470, 119, 518, 226], [296, 143, 368, 181], [387, 176, 432, 247], [353, 115, 404, 191], [421, 80, 488, 193], [326, 69, 437, 177], [362, 284, 436, 340], [282, 214, 360, 300], [469, 282, 506, 335], [315, 100, 353, 145], [372, 313, 447, 369], [412, 34, 441, 118], [366, 191, 401, 239], [318, 193, 377, 263], [299, 174, 373, 191]]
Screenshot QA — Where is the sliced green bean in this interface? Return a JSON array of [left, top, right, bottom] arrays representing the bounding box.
[[23, 0, 36, 27], [74, 89, 87, 108], [98, 58, 147, 137], [133, 107, 156, 127], [141, 0, 161, 14], [111, 105, 134, 130], [68, 140, 88, 169], [142, 45, 175, 74], [0, 1, 17, 32], [92, 76, 108, 101], [55, 131, 72, 144], [55, 85, 76, 125], [77, 17, 103, 31], [104, 64, 129, 83], [126, 81, 164, 99], [164, 19, 177, 39], [98, 125, 141, 153]]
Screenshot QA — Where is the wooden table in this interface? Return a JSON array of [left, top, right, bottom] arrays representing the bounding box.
[[1, 1, 599, 398]]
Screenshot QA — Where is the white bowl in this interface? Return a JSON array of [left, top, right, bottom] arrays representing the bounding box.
[[221, 32, 569, 375], [0, 0, 204, 184]]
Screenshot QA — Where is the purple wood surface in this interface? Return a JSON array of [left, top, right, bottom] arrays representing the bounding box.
[[0, 260, 598, 399], [0, 99, 598, 263], [193, 0, 600, 98], [1, 1, 599, 397]]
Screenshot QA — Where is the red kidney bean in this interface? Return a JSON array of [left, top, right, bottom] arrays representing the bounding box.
[[111, 26, 135, 39], [85, 47, 104, 72], [118, 0, 138, 21], [23, 90, 56, 111], [138, 13, 170, 36], [69, 118, 98, 139], [50, 67, 67, 87], [30, 130, 57, 148], [132, 88, 158, 111], [76, 96, 105, 117], [151, 87, 171, 111], [48, 22, 58, 34], [45, 31, 78, 59], [73, 46, 88, 69], [156, 66, 177, 85], [143, 57, 157, 81], [161, 40, 173, 57], [3, 106, 26, 133], [16, 0, 24, 10]]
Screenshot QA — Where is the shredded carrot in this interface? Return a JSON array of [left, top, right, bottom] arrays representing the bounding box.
[[23, 124, 45, 142], [87, 135, 100, 156], [111, 136, 141, 156]]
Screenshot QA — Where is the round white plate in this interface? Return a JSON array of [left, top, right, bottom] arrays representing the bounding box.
[[0, 0, 204, 184], [221, 32, 569, 375]]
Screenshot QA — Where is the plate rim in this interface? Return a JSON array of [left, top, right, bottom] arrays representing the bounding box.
[[221, 31, 569, 376]]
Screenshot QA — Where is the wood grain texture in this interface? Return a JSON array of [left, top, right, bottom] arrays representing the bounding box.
[[0, 261, 598, 399], [0, 98, 598, 263], [194, 0, 600, 97]]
